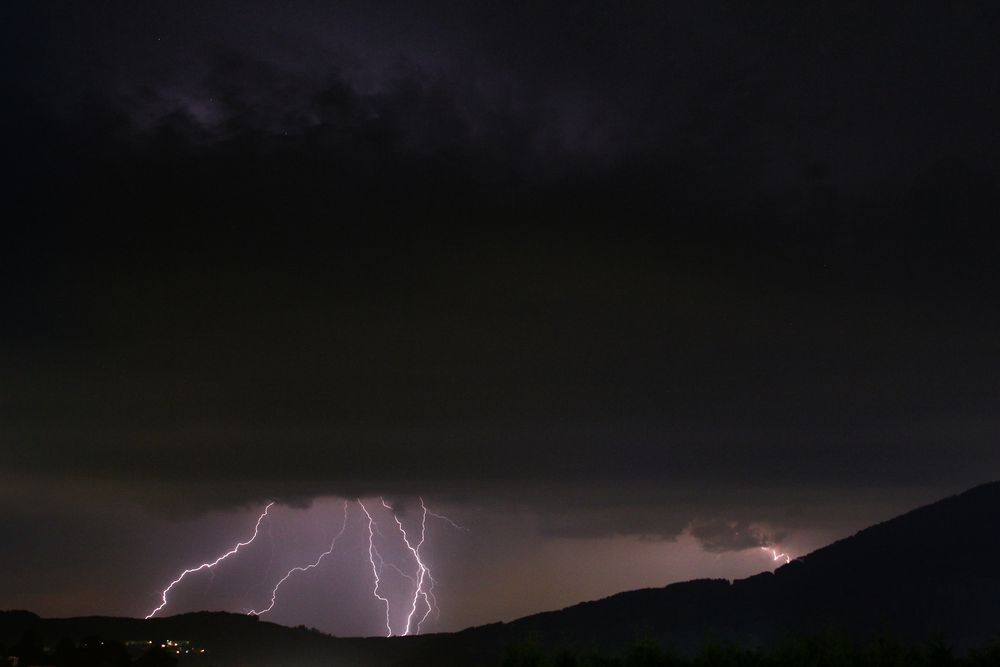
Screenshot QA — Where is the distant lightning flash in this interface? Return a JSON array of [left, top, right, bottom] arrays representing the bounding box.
[[381, 497, 433, 635], [761, 546, 791, 565], [247, 501, 350, 616], [146, 502, 274, 619], [358, 499, 393, 637]]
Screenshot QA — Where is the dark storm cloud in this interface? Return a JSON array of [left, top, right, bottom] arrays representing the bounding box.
[[3, 1, 1000, 542], [688, 519, 785, 554]]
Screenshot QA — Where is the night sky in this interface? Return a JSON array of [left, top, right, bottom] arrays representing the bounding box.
[[3, 2, 1000, 636]]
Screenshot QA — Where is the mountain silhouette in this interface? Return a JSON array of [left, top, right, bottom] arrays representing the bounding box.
[[3, 481, 999, 666]]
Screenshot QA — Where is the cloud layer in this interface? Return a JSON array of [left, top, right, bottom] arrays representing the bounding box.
[[4, 0, 1000, 541]]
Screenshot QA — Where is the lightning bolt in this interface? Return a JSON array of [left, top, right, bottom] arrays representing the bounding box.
[[420, 502, 469, 622], [146, 502, 274, 619], [247, 500, 350, 616], [761, 546, 791, 564], [382, 560, 418, 585], [358, 499, 393, 637], [366, 532, 418, 589], [147, 496, 465, 635], [426, 507, 469, 532], [381, 497, 434, 635]]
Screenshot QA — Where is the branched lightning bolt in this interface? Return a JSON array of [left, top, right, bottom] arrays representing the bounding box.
[[367, 536, 417, 586], [147, 497, 465, 636], [358, 499, 393, 637], [426, 508, 469, 532], [761, 546, 791, 564], [146, 502, 274, 619], [383, 561, 418, 585], [420, 502, 469, 622], [381, 497, 434, 636], [247, 500, 350, 616]]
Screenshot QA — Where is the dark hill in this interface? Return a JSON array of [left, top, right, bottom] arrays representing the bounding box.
[[3, 481, 999, 666], [473, 480, 1000, 656]]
